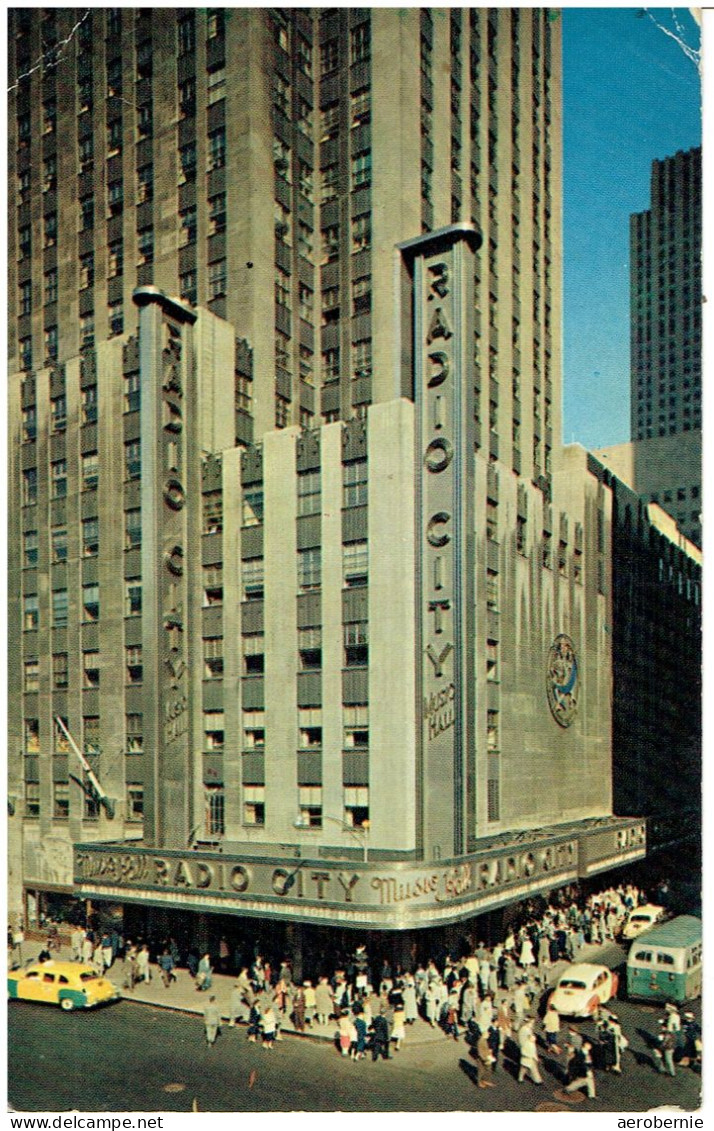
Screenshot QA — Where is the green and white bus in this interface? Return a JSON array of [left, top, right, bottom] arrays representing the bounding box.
[[626, 915, 702, 1004]]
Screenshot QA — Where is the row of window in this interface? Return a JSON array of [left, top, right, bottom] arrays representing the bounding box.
[[23, 581, 140, 630], [21, 443, 139, 506], [23, 781, 144, 823]]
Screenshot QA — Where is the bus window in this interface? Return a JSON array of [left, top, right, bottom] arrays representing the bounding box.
[[656, 953, 674, 966], [634, 950, 652, 963]]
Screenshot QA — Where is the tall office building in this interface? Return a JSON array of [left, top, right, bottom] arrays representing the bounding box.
[[9, 9, 654, 962], [597, 148, 702, 547]]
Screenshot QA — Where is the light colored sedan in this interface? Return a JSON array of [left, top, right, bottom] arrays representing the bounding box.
[[621, 904, 665, 941], [548, 963, 619, 1017]]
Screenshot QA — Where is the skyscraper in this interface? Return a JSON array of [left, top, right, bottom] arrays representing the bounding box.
[[9, 9, 654, 960], [597, 147, 702, 547]]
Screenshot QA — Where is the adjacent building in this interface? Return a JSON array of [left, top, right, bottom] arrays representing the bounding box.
[[7, 8, 676, 967]]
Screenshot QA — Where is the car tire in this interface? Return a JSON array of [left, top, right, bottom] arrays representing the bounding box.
[[60, 997, 75, 1011]]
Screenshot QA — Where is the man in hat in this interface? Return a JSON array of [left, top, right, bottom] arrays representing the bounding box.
[[654, 1022, 677, 1077], [203, 995, 221, 1047]]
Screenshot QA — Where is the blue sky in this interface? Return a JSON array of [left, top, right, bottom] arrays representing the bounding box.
[[561, 7, 701, 450]]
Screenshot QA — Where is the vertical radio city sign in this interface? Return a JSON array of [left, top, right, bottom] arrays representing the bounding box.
[[134, 288, 198, 849], [399, 225, 481, 859]]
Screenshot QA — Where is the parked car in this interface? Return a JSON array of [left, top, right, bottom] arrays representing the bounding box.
[[8, 961, 120, 1011], [621, 904, 666, 941], [548, 963, 618, 1017]]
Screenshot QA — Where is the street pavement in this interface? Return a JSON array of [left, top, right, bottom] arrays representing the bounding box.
[[7, 938, 702, 1113]]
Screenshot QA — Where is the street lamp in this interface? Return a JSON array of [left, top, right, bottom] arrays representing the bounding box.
[[294, 812, 370, 863]]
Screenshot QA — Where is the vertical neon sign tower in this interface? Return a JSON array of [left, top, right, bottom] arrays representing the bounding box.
[[399, 224, 481, 860]]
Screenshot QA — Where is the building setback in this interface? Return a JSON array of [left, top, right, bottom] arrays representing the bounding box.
[[7, 8, 667, 960]]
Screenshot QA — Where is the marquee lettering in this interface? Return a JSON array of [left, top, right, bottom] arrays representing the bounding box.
[[427, 512, 451, 548], [424, 437, 453, 473]]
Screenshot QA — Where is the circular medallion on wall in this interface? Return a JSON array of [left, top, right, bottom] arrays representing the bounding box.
[[546, 634, 579, 727]]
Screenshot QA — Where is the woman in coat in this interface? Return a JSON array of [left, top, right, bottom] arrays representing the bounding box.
[[196, 952, 212, 992], [315, 976, 334, 1026]]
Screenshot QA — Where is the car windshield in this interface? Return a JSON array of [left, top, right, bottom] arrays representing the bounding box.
[[630, 915, 649, 923], [79, 972, 102, 983], [559, 979, 587, 990]]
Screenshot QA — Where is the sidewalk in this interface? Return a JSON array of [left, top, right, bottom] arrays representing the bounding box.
[[13, 939, 624, 1046]]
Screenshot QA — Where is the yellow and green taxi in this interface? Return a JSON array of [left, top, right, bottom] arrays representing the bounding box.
[[8, 960, 120, 1011]]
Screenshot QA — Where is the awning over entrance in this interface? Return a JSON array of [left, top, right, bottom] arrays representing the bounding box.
[[74, 816, 646, 931]]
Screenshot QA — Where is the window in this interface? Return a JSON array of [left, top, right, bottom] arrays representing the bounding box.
[[344, 786, 369, 829], [344, 621, 368, 667], [207, 9, 225, 39], [298, 548, 321, 592], [208, 260, 227, 299], [208, 128, 226, 171], [107, 116, 123, 157], [297, 35, 312, 77], [107, 240, 123, 278], [125, 581, 142, 617], [18, 168, 31, 202], [45, 326, 59, 360], [343, 541, 368, 587], [275, 267, 291, 310], [24, 782, 40, 819], [486, 639, 499, 681], [23, 468, 38, 506], [242, 558, 264, 600], [350, 22, 370, 65], [243, 785, 265, 826], [298, 162, 313, 201], [298, 222, 313, 258], [53, 783, 70, 820], [178, 78, 196, 118], [126, 645, 142, 685], [20, 337, 33, 371], [351, 88, 370, 127], [352, 214, 371, 252], [487, 709, 499, 751], [19, 225, 31, 259], [19, 280, 32, 316], [179, 142, 197, 182], [79, 312, 94, 349], [203, 491, 222, 534], [321, 225, 339, 263], [208, 193, 226, 235], [123, 508, 141, 550], [343, 460, 367, 507], [52, 589, 69, 628], [352, 340, 372, 382], [297, 786, 322, 828], [83, 650, 100, 688], [125, 440, 141, 480], [179, 206, 197, 247], [23, 530, 38, 566], [204, 711, 224, 750], [43, 154, 57, 192], [53, 653, 68, 690], [486, 569, 499, 612], [51, 526, 67, 562], [298, 708, 322, 749], [243, 633, 264, 675], [322, 348, 340, 381], [51, 460, 67, 499], [79, 252, 94, 290], [344, 705, 368, 749], [242, 710, 265, 749], [274, 73, 290, 116], [82, 517, 99, 557], [24, 718, 40, 753], [297, 471, 320, 517], [24, 595, 39, 630], [240, 487, 263, 528], [43, 98, 57, 134], [43, 270, 57, 309], [207, 66, 226, 105], [82, 583, 99, 622], [137, 228, 154, 266], [299, 283, 313, 321], [24, 660, 39, 692], [321, 39, 339, 76], [82, 451, 99, 490], [78, 135, 93, 174], [22, 406, 37, 441], [203, 637, 224, 679], [205, 786, 225, 837], [127, 786, 144, 822], [109, 299, 123, 337], [178, 14, 195, 55], [298, 627, 321, 671], [126, 713, 143, 754], [352, 277, 371, 316], [137, 164, 153, 204], [79, 196, 94, 232], [180, 270, 197, 305], [351, 151, 371, 191]]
